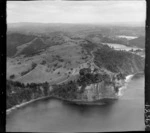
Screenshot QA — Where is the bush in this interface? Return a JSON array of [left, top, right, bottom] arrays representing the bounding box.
[[10, 74, 15, 79], [21, 62, 37, 76], [6, 80, 50, 109], [40, 60, 46, 65]]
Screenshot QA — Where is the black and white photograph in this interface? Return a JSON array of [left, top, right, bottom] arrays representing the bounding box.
[[6, 0, 146, 132]]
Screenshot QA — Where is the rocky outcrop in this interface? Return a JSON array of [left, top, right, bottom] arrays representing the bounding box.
[[81, 77, 125, 101]]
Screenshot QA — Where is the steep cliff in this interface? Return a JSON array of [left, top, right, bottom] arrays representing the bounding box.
[[80, 74, 125, 101]]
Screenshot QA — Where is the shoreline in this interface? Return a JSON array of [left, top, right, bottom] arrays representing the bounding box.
[[6, 96, 52, 115], [6, 95, 118, 115], [117, 74, 134, 96], [6, 72, 143, 115]]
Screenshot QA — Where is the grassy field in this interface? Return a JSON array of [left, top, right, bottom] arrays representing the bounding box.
[[7, 37, 91, 84]]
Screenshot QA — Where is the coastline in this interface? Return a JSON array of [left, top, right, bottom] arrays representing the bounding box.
[[6, 96, 52, 115], [6, 73, 140, 115], [118, 74, 134, 96], [6, 95, 117, 115]]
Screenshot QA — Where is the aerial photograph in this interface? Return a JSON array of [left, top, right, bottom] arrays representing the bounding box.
[[6, 0, 145, 132]]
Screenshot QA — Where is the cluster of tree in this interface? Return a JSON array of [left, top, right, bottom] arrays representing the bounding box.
[[81, 40, 97, 54], [9, 74, 15, 79], [7, 80, 50, 109], [51, 81, 79, 100], [40, 60, 46, 65], [77, 68, 111, 86], [50, 68, 109, 100], [115, 73, 125, 80]]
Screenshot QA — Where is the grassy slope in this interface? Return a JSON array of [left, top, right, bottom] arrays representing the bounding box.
[[7, 39, 87, 84]]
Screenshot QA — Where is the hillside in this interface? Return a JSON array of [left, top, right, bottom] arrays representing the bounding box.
[[7, 32, 74, 58], [7, 36, 90, 84], [7, 30, 144, 84], [94, 45, 144, 75], [129, 36, 145, 48], [16, 38, 49, 57], [7, 33, 36, 57]]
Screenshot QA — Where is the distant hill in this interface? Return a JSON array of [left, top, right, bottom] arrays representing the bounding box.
[[7, 33, 36, 57], [16, 38, 49, 57], [7, 32, 69, 57], [7, 23, 145, 36], [129, 36, 145, 49]]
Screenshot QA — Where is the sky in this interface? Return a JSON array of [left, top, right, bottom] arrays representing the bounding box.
[[7, 0, 146, 26]]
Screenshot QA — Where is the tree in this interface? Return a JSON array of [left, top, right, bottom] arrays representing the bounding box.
[[41, 60, 46, 65], [79, 68, 91, 76], [31, 62, 37, 69], [10, 74, 15, 79]]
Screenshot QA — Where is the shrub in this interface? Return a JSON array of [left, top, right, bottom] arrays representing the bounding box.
[[40, 60, 46, 65], [10, 74, 15, 79]]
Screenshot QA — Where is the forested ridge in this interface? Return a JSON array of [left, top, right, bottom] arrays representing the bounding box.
[[94, 45, 144, 75]]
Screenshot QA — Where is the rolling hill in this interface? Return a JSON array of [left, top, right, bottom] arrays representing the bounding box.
[[7, 33, 36, 57]]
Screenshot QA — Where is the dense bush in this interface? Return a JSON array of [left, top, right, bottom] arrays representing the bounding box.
[[94, 45, 144, 74], [40, 60, 46, 65], [51, 81, 79, 100], [9, 74, 15, 79], [81, 40, 97, 54], [7, 80, 50, 109]]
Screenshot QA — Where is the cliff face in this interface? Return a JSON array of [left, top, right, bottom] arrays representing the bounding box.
[[81, 78, 125, 101], [77, 44, 145, 102]]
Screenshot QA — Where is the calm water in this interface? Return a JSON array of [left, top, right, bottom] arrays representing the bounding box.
[[116, 35, 137, 40], [102, 43, 143, 51], [6, 75, 144, 132]]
